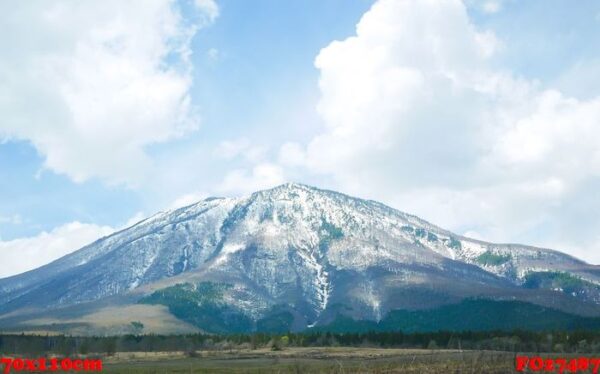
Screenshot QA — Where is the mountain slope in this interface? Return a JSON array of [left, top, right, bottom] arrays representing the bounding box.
[[0, 183, 599, 334]]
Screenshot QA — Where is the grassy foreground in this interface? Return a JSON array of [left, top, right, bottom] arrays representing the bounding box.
[[102, 347, 519, 373]]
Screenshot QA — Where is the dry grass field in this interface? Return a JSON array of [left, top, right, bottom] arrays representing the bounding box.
[[102, 347, 520, 373]]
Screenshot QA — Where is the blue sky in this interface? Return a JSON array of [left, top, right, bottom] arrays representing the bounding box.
[[1, 0, 600, 276]]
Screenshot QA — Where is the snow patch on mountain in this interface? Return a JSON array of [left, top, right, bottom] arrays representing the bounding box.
[[1, 182, 599, 329]]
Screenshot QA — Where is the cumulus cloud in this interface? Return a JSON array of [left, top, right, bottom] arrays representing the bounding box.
[[0, 222, 114, 278], [0, 0, 218, 186], [307, 0, 502, 189], [294, 0, 600, 263]]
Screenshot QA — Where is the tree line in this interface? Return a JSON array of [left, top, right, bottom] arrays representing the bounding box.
[[1, 330, 600, 356]]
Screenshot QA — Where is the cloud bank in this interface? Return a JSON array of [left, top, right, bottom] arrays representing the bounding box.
[[0, 222, 114, 278], [0, 0, 218, 186], [289, 0, 600, 263]]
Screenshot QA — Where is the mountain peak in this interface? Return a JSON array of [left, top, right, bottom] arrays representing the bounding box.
[[268, 182, 316, 192], [0, 184, 598, 335], [249, 182, 326, 203]]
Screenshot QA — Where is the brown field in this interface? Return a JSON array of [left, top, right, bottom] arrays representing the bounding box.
[[12, 304, 200, 336], [101, 347, 521, 373]]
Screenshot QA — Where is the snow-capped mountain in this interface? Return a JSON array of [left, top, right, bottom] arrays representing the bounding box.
[[1, 183, 599, 334]]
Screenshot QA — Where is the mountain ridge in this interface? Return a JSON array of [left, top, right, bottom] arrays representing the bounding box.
[[0, 183, 598, 334]]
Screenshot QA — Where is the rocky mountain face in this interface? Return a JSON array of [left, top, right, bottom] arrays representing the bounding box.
[[1, 183, 599, 334]]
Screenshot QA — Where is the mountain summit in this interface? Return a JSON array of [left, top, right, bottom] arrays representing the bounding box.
[[1, 183, 599, 334]]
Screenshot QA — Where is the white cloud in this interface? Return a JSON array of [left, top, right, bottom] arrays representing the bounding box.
[[278, 142, 306, 167], [169, 191, 208, 209], [493, 90, 600, 172], [306, 0, 501, 185], [122, 211, 149, 228], [482, 1, 501, 14], [292, 0, 600, 264], [217, 163, 285, 195], [0, 222, 114, 278], [465, 0, 505, 14], [195, 0, 220, 24], [0, 0, 218, 186]]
